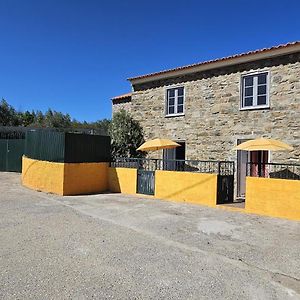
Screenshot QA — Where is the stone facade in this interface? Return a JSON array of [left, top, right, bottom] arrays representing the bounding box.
[[128, 53, 300, 164], [112, 95, 132, 115], [112, 99, 132, 115]]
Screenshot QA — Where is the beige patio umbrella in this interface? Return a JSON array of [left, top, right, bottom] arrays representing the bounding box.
[[234, 138, 293, 152], [137, 138, 181, 152]]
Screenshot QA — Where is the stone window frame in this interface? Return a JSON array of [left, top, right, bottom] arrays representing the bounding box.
[[165, 85, 185, 117], [240, 70, 270, 111]]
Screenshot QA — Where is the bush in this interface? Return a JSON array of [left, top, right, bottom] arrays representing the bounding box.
[[110, 110, 145, 159]]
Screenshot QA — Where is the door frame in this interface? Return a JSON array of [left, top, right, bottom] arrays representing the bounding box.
[[237, 139, 250, 199], [237, 138, 271, 198], [163, 140, 185, 171]]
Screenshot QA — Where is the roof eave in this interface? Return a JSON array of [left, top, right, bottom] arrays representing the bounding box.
[[128, 44, 300, 85], [111, 93, 132, 101]]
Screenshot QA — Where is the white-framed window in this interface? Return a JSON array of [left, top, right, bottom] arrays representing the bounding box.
[[166, 86, 184, 116], [241, 72, 269, 109]]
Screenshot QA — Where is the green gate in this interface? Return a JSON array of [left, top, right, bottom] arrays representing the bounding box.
[[0, 139, 25, 172], [0, 140, 6, 171], [137, 170, 155, 195]]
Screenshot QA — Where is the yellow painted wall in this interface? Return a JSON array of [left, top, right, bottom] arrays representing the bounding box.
[[23, 157, 300, 221], [22, 156, 64, 195], [155, 170, 218, 206], [245, 177, 300, 221], [63, 162, 108, 195], [22, 156, 109, 196], [108, 167, 137, 195]]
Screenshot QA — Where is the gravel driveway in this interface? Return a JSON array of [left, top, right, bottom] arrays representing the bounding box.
[[0, 172, 299, 299]]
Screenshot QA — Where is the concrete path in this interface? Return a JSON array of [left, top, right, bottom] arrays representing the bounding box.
[[0, 172, 299, 299]]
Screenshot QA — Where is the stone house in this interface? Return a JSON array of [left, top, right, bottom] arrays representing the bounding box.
[[112, 42, 300, 198], [111, 92, 132, 113]]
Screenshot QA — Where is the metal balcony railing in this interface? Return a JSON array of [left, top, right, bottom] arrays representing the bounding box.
[[111, 157, 235, 175], [246, 162, 300, 181]]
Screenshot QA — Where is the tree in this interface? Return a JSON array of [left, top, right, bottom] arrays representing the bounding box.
[[110, 110, 145, 159], [92, 119, 111, 135], [44, 109, 72, 128], [0, 98, 21, 126], [0, 98, 112, 132], [34, 110, 45, 127], [20, 110, 35, 126]]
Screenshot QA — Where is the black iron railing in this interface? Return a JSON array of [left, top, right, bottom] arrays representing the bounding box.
[[246, 162, 300, 181], [110, 157, 235, 175]]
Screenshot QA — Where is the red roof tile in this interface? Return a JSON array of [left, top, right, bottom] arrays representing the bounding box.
[[128, 41, 300, 82], [111, 92, 132, 101]]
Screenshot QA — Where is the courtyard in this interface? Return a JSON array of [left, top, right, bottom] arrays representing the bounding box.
[[0, 172, 299, 299]]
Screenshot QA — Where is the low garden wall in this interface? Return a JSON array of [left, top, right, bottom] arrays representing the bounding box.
[[22, 156, 109, 195], [155, 170, 218, 206], [108, 167, 137, 195], [22, 157, 300, 221], [22, 156, 64, 194], [63, 162, 108, 195], [108, 167, 218, 207], [245, 177, 300, 221]]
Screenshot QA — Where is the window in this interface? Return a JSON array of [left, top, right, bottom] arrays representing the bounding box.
[[166, 87, 184, 116], [241, 72, 269, 109]]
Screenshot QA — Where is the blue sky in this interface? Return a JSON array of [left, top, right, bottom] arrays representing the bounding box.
[[0, 0, 299, 122]]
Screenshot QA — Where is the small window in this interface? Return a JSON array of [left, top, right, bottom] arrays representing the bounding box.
[[241, 72, 269, 109], [166, 87, 184, 116]]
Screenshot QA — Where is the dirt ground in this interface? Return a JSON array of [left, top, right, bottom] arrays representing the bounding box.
[[0, 172, 299, 299]]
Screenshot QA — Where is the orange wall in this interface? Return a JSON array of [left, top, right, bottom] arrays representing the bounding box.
[[108, 167, 137, 195], [63, 163, 108, 195], [155, 170, 218, 206], [23, 157, 300, 222], [22, 156, 64, 195], [22, 156, 109, 196], [245, 177, 300, 221]]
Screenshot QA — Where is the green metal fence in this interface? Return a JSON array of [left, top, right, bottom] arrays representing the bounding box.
[[0, 140, 7, 171], [25, 129, 111, 163], [25, 130, 65, 162], [0, 139, 25, 172], [0, 126, 111, 172]]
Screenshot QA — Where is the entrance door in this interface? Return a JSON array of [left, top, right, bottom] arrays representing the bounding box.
[[237, 138, 269, 198], [249, 151, 269, 177], [163, 142, 185, 171], [237, 148, 249, 198]]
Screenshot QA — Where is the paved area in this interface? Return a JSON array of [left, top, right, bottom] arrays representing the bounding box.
[[0, 172, 300, 299]]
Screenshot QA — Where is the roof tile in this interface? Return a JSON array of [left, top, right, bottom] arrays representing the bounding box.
[[128, 41, 300, 81]]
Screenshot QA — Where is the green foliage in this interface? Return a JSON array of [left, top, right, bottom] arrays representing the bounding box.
[[92, 119, 111, 133], [72, 118, 111, 135], [21, 110, 36, 126], [110, 110, 145, 158], [44, 109, 72, 128], [0, 100, 145, 159], [0, 99, 21, 126], [34, 111, 45, 126], [0, 99, 111, 134]]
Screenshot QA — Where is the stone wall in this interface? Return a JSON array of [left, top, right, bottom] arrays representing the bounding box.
[[112, 99, 132, 115], [130, 53, 300, 163]]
